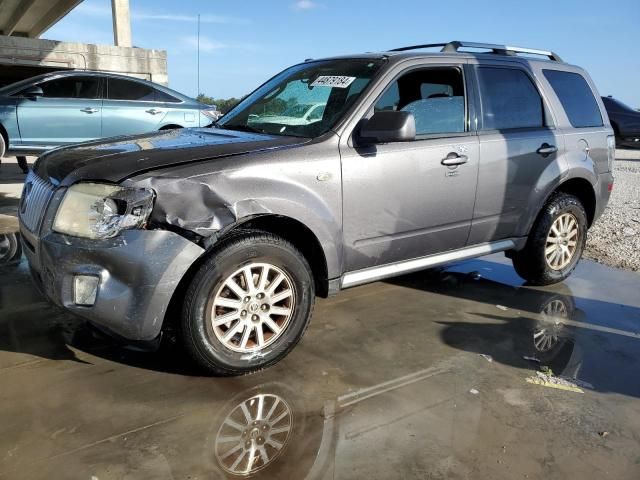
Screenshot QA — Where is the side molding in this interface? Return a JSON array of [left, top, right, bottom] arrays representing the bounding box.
[[341, 240, 515, 288]]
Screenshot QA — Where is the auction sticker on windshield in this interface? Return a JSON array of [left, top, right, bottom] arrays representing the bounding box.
[[311, 76, 356, 88]]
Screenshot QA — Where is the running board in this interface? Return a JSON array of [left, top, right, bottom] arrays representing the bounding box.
[[341, 240, 515, 288]]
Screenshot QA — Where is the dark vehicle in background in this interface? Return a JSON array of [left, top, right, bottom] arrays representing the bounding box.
[[602, 96, 640, 148], [0, 71, 219, 160], [18, 41, 615, 376]]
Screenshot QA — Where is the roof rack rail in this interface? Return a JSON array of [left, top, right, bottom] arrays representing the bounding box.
[[389, 41, 563, 62]]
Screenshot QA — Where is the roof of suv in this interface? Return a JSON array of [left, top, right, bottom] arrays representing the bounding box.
[[309, 40, 568, 67]]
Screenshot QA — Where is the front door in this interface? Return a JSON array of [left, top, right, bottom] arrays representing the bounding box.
[[15, 75, 102, 147], [341, 64, 479, 272]]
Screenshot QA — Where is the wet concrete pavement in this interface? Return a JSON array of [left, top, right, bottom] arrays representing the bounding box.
[[1, 220, 640, 478]]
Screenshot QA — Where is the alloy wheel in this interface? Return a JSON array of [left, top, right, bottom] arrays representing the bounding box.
[[209, 263, 295, 353], [545, 213, 579, 270]]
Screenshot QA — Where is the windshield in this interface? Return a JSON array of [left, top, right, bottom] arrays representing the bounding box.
[[282, 104, 315, 117], [0, 73, 52, 94], [217, 59, 384, 138], [604, 96, 638, 113]]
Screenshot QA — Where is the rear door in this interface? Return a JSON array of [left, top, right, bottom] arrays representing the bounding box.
[[15, 75, 102, 147], [468, 62, 564, 244], [102, 77, 167, 137]]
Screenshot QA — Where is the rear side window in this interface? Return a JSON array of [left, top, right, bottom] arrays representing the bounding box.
[[543, 70, 603, 128], [107, 78, 155, 101], [477, 67, 544, 130]]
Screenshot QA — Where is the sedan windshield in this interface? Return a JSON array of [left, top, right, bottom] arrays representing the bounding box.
[[605, 97, 639, 113], [0, 73, 51, 94], [217, 59, 384, 138]]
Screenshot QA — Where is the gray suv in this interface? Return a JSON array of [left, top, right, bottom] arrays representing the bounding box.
[[18, 41, 615, 375]]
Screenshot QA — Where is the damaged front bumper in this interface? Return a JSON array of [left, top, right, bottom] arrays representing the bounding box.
[[20, 225, 204, 342]]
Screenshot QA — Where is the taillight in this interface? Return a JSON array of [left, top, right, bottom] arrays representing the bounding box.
[[607, 135, 615, 172]]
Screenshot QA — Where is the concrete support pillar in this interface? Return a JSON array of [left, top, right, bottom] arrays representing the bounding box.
[[111, 0, 132, 47]]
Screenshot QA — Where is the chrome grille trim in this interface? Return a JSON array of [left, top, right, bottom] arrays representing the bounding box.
[[19, 171, 56, 233]]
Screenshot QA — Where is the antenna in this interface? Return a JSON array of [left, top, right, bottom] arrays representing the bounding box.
[[197, 13, 201, 97]]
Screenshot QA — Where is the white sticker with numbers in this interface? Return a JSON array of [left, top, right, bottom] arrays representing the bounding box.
[[310, 76, 356, 88]]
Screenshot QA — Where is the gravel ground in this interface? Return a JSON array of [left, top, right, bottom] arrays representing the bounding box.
[[584, 149, 640, 272]]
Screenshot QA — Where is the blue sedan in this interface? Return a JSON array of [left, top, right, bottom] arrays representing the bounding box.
[[0, 71, 219, 172]]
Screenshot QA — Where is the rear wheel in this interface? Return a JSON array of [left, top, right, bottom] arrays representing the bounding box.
[[181, 232, 315, 375], [512, 193, 587, 285]]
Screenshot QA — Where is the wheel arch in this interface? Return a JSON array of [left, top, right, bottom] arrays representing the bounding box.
[[553, 177, 597, 227], [159, 124, 184, 130], [163, 213, 331, 336], [231, 214, 330, 297], [519, 174, 598, 242]]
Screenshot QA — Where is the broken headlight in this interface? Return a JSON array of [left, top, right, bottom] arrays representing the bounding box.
[[53, 183, 155, 239]]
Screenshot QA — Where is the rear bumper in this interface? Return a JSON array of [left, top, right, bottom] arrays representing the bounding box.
[[21, 226, 204, 341]]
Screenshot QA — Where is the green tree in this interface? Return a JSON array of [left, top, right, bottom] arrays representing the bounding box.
[[196, 94, 243, 114]]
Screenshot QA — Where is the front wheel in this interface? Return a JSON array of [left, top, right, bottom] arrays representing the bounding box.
[[181, 231, 315, 376], [512, 193, 587, 285]]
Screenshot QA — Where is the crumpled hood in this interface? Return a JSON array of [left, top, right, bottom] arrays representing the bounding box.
[[34, 128, 309, 186]]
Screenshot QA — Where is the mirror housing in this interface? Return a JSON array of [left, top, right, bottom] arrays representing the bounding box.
[[359, 111, 416, 144], [21, 86, 44, 98]]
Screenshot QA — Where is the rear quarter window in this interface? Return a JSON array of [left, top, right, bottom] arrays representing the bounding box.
[[155, 89, 182, 103], [543, 70, 603, 128]]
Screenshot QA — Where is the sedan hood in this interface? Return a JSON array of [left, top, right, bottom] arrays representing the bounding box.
[[34, 128, 309, 186]]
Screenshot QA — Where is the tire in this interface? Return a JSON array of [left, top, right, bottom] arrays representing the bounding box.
[[0, 131, 5, 162], [181, 231, 315, 376], [0, 232, 22, 266], [512, 192, 587, 286]]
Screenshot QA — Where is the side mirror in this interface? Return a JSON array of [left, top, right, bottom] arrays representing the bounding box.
[[359, 111, 416, 144], [21, 86, 44, 98]]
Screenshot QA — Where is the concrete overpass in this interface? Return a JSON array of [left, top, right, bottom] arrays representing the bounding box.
[[0, 0, 167, 87], [0, 0, 84, 39]]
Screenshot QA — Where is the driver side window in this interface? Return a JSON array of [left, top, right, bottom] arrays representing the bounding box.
[[374, 67, 466, 136], [34, 76, 100, 99]]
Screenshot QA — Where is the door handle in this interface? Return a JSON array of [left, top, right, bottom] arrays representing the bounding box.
[[80, 107, 99, 114], [146, 108, 163, 115], [441, 152, 468, 166], [536, 143, 558, 157]]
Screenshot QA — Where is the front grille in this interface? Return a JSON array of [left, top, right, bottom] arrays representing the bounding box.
[[19, 171, 56, 233]]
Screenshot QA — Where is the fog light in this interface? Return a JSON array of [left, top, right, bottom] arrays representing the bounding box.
[[74, 275, 100, 306]]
